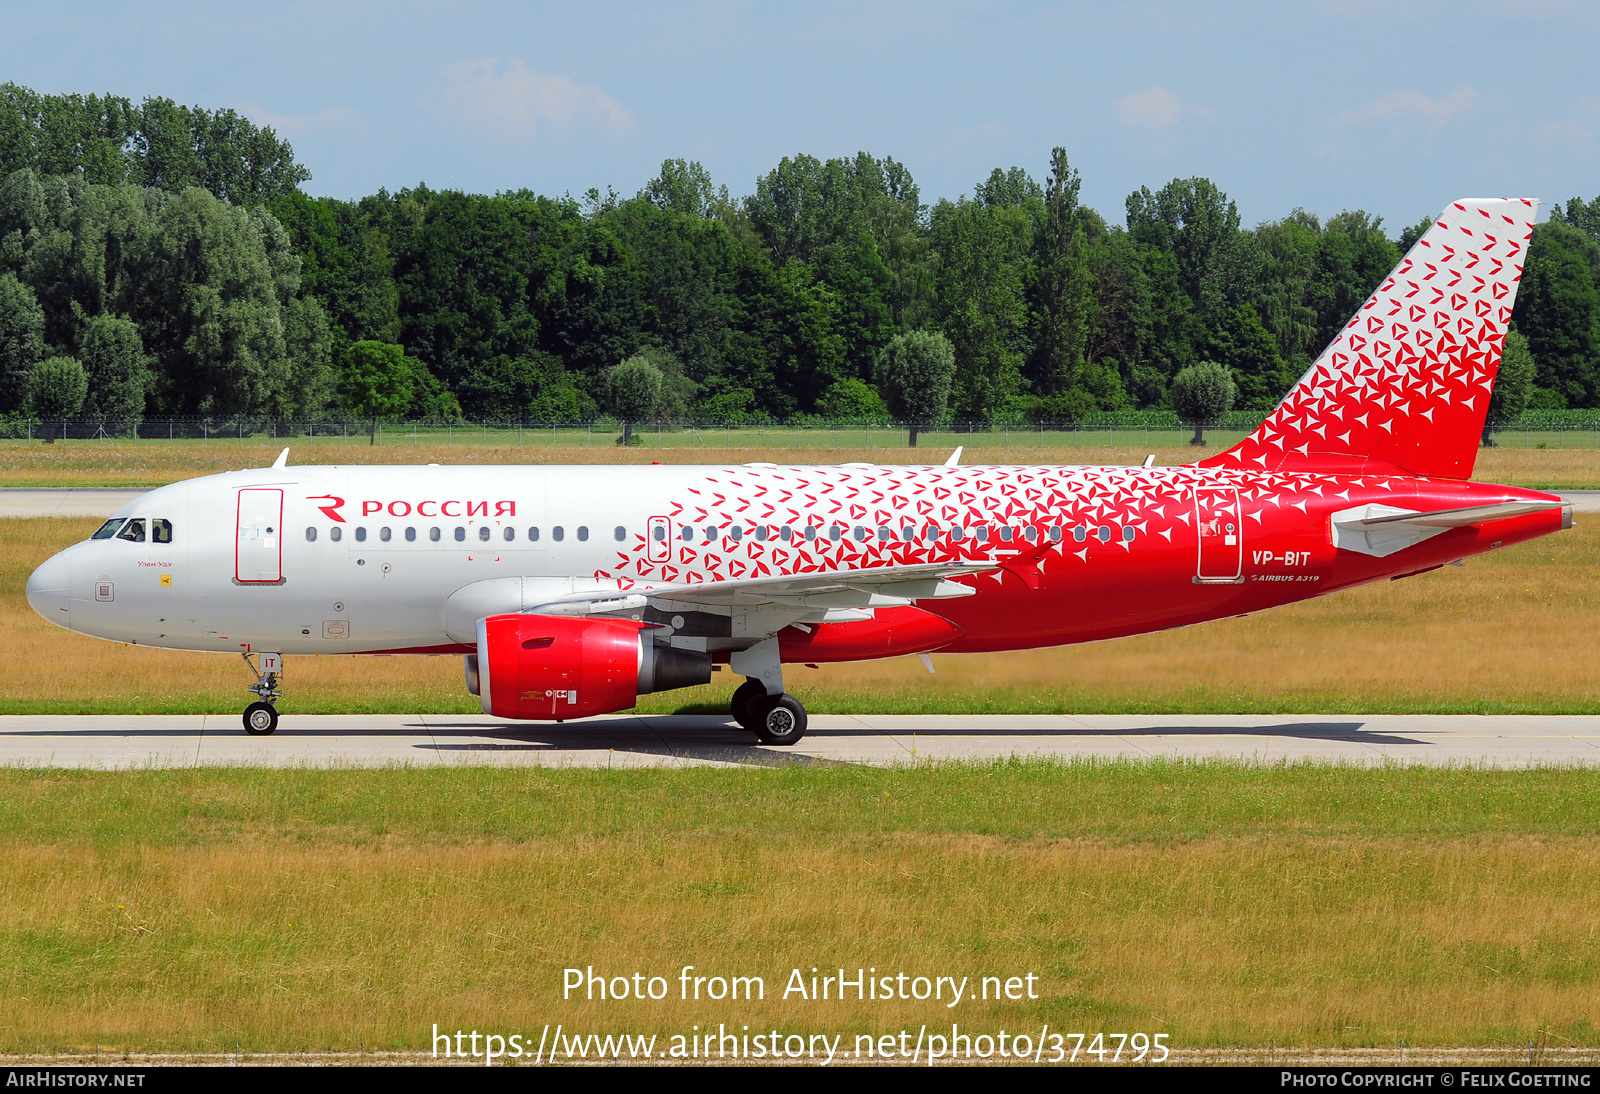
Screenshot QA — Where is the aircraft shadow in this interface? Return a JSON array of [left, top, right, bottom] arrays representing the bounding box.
[[0, 718, 1427, 748]]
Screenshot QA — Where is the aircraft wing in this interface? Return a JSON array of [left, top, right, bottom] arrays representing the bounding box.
[[523, 559, 997, 620], [1331, 499, 1569, 558]]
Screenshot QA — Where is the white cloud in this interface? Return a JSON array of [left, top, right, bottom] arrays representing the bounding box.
[[1331, 86, 1479, 128], [237, 103, 368, 139], [427, 58, 635, 143], [1535, 96, 1600, 151], [1113, 86, 1185, 132]]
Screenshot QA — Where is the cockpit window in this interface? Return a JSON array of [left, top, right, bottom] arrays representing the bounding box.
[[116, 518, 146, 543], [152, 518, 172, 544], [91, 519, 125, 540]]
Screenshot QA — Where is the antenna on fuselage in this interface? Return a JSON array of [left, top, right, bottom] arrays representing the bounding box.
[[944, 446, 963, 468], [272, 448, 289, 470]]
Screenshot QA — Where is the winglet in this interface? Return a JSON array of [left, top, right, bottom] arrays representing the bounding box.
[[272, 447, 289, 469], [944, 446, 963, 468]]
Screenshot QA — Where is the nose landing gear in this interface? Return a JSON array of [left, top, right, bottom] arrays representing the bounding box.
[[242, 652, 282, 735]]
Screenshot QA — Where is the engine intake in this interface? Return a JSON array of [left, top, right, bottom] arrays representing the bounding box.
[[475, 614, 711, 721]]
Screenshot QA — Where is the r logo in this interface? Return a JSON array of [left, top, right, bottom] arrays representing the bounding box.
[[307, 495, 346, 522]]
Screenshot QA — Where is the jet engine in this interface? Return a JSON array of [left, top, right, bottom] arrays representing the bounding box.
[[473, 613, 711, 720]]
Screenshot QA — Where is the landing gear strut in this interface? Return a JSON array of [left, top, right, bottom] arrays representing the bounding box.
[[242, 652, 282, 735], [727, 638, 806, 745]]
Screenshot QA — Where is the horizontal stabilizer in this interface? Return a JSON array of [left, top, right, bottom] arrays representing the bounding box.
[[1331, 500, 1567, 557]]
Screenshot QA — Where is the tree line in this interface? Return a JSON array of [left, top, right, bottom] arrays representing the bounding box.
[[1, 82, 1597, 441]]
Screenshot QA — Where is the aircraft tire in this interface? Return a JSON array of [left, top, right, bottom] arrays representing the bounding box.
[[243, 702, 279, 736], [752, 694, 807, 746], [730, 679, 766, 731]]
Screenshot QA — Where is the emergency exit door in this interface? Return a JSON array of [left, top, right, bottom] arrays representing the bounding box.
[[236, 488, 284, 583], [1194, 486, 1243, 584]]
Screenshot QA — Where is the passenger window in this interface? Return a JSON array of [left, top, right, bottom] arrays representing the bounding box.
[[502, 527, 513, 542], [430, 527, 441, 542], [680, 525, 694, 541], [853, 526, 867, 541], [828, 526, 841, 542], [974, 526, 988, 542], [553, 526, 564, 542], [117, 518, 146, 542], [478, 526, 491, 541], [999, 527, 1013, 543], [1074, 526, 1087, 543], [152, 519, 172, 544], [804, 526, 816, 542], [527, 527, 539, 542], [355, 527, 367, 542], [924, 525, 939, 542], [454, 527, 466, 542], [577, 526, 589, 542], [614, 526, 626, 542], [754, 526, 768, 542], [1123, 526, 1136, 542], [877, 526, 890, 542], [729, 526, 743, 543], [330, 526, 342, 542], [1024, 526, 1038, 543], [1049, 526, 1062, 542], [380, 527, 392, 542], [405, 527, 417, 542], [91, 519, 125, 540], [901, 526, 915, 541], [950, 526, 965, 542], [305, 527, 317, 542], [653, 525, 666, 542], [1097, 526, 1112, 543], [780, 527, 793, 543]]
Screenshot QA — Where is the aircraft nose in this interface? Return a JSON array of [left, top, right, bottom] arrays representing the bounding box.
[[26, 551, 71, 629]]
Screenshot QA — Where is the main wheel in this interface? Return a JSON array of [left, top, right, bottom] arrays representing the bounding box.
[[751, 694, 807, 746], [730, 679, 766, 731], [243, 701, 279, 735]]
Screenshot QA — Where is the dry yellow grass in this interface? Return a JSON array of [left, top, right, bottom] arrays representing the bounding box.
[[3, 511, 1595, 714], [3, 833, 1599, 1052], [3, 435, 1597, 487]]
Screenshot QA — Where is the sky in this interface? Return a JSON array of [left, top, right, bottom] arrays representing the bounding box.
[[5, 1, 1599, 230]]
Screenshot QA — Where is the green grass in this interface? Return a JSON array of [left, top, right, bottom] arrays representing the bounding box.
[[7, 760, 1600, 844]]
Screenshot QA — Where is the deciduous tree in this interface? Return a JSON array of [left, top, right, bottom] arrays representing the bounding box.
[[874, 329, 954, 446], [1170, 361, 1236, 446]]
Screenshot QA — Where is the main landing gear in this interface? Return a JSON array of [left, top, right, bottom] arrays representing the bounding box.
[[241, 652, 282, 735], [730, 678, 808, 746]]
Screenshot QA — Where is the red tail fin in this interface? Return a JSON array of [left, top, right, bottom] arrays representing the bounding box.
[[1202, 198, 1538, 479]]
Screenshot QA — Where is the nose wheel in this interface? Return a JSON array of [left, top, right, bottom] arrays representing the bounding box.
[[244, 701, 279, 735], [241, 652, 282, 735]]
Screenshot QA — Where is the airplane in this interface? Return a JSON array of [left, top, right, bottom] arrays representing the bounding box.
[[25, 198, 1572, 745]]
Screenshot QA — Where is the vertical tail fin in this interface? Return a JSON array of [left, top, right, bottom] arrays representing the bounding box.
[[1202, 198, 1538, 479]]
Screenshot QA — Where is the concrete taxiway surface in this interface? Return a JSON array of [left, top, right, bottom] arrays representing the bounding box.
[[3, 713, 1599, 768], [4, 488, 1600, 518]]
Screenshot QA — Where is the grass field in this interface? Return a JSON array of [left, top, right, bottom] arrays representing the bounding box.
[[0, 762, 1597, 1055], [3, 510, 1595, 716], [3, 435, 1599, 489]]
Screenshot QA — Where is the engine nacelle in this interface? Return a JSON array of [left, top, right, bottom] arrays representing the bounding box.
[[475, 614, 711, 720]]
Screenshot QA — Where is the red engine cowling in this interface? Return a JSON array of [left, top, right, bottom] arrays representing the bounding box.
[[777, 605, 964, 663], [477, 614, 645, 720]]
